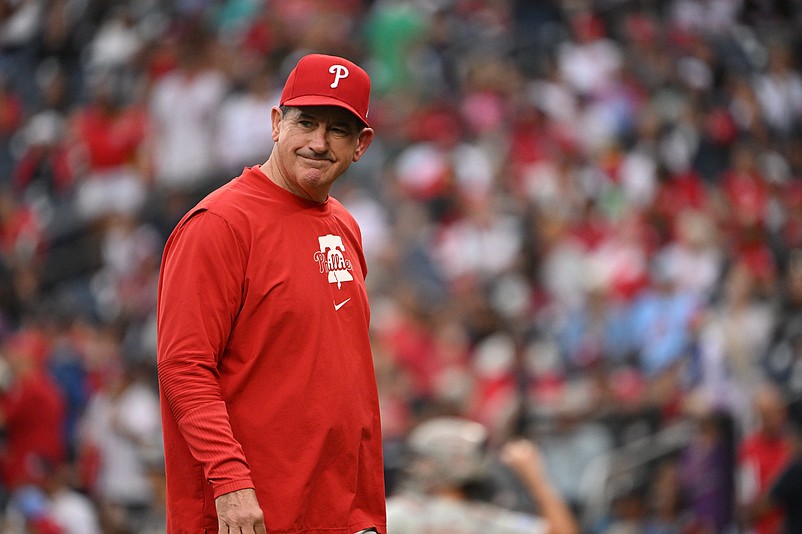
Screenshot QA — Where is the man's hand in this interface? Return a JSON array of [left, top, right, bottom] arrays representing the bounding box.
[[215, 488, 267, 534], [499, 438, 546, 482], [499, 438, 579, 534]]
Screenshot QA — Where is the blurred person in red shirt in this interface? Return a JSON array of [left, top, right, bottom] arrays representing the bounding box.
[[738, 383, 794, 534], [12, 112, 73, 204], [0, 328, 66, 491], [68, 71, 149, 223], [0, 187, 49, 322], [0, 187, 45, 267], [718, 143, 768, 226], [0, 74, 24, 175], [651, 165, 710, 241]]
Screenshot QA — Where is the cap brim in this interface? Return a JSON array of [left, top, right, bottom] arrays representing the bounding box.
[[282, 95, 369, 127]]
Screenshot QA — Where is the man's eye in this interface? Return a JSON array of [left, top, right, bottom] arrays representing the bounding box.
[[298, 120, 314, 128]]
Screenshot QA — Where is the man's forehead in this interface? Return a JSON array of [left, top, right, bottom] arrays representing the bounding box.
[[292, 106, 359, 125]]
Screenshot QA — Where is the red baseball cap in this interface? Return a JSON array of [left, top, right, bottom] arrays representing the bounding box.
[[280, 53, 371, 127]]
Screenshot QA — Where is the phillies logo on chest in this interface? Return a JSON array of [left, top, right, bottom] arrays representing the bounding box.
[[314, 234, 354, 288], [328, 64, 350, 88]]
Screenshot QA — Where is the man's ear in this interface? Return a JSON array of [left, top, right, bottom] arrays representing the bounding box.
[[271, 106, 283, 142], [352, 127, 374, 162]]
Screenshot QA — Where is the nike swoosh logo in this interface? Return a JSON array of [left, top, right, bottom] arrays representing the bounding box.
[[334, 298, 351, 311]]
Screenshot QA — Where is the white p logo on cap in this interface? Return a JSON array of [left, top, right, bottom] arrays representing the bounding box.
[[329, 64, 350, 88]]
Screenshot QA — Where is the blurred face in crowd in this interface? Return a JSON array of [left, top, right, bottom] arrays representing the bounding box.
[[270, 105, 373, 202], [755, 386, 787, 436]]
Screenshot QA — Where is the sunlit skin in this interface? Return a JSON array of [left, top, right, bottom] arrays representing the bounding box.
[[260, 105, 374, 202]]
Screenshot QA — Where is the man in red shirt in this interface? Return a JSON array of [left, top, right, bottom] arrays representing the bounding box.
[[0, 329, 66, 490], [738, 384, 794, 534], [157, 54, 384, 534]]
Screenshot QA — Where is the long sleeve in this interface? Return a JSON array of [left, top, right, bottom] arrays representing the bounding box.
[[157, 209, 252, 497]]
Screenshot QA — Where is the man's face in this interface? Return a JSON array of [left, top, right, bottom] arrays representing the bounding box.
[[271, 105, 373, 202]]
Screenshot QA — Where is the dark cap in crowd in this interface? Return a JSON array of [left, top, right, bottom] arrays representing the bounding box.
[[280, 53, 371, 127]]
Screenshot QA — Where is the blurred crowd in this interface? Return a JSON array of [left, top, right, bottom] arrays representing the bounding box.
[[1, 0, 802, 532]]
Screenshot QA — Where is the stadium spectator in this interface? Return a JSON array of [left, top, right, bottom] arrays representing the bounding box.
[[738, 383, 794, 534], [0, 328, 66, 491], [386, 416, 579, 534]]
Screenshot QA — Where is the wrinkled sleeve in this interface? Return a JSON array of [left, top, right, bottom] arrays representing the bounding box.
[[157, 209, 252, 497]]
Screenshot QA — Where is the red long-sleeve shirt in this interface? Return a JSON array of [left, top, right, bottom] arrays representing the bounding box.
[[157, 166, 385, 533]]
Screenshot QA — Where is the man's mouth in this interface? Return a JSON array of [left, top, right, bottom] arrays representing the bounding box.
[[299, 154, 332, 167]]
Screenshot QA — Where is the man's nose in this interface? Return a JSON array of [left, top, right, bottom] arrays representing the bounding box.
[[309, 125, 329, 153]]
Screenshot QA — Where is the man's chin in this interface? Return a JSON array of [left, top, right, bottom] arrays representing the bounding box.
[[300, 172, 335, 194]]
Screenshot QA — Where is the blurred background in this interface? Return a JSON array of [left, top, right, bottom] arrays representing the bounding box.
[[0, 0, 801, 532]]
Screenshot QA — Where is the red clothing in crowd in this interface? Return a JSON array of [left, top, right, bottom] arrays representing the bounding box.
[[739, 431, 794, 534], [12, 143, 73, 196], [0, 200, 44, 261], [72, 104, 147, 171], [157, 167, 386, 534], [720, 168, 770, 228], [0, 332, 66, 489], [652, 170, 709, 232], [0, 373, 66, 488]]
